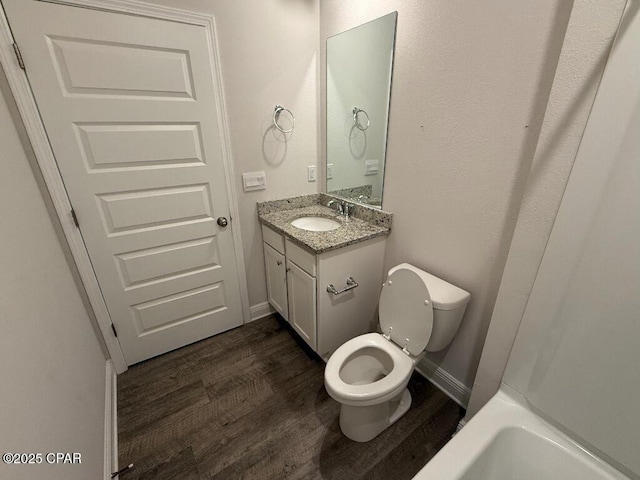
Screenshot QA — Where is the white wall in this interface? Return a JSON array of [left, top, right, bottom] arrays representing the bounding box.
[[145, 0, 320, 310], [0, 68, 107, 479], [466, 0, 627, 418], [320, 0, 574, 398], [504, 6, 640, 474]]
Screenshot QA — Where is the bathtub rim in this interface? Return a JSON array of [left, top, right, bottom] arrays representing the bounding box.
[[411, 386, 631, 480]]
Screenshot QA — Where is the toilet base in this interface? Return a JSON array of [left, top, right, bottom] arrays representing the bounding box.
[[339, 388, 412, 442]]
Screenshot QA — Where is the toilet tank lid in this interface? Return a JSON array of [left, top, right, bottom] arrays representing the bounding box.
[[388, 263, 470, 311]]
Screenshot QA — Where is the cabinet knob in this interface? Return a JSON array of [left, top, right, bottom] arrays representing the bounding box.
[[277, 260, 282, 266]]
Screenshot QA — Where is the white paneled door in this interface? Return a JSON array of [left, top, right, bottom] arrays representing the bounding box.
[[3, 0, 244, 364]]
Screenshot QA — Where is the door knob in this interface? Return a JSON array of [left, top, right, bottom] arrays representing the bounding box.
[[217, 217, 228, 227]]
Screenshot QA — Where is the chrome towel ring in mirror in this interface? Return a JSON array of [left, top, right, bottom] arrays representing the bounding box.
[[273, 105, 295, 133], [353, 107, 370, 131]]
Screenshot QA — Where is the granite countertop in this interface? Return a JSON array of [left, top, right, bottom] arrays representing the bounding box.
[[258, 198, 391, 254]]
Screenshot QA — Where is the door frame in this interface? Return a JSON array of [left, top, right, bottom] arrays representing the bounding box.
[[0, 0, 251, 373]]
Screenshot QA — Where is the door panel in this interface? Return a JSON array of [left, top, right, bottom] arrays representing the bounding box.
[[96, 184, 213, 233], [76, 123, 205, 170], [3, 0, 244, 364], [47, 35, 195, 99], [115, 236, 219, 287], [132, 283, 226, 333]]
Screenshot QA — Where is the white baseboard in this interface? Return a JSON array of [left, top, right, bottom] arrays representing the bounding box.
[[249, 301, 275, 323], [104, 360, 118, 480], [415, 356, 471, 409]]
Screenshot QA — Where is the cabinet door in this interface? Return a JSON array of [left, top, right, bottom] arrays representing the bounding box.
[[264, 243, 288, 321], [287, 260, 317, 350]]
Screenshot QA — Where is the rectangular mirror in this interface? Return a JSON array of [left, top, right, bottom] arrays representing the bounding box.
[[326, 12, 398, 208]]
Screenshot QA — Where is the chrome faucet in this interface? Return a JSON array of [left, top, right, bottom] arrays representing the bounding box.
[[327, 198, 354, 219], [327, 198, 344, 215], [343, 201, 353, 219]]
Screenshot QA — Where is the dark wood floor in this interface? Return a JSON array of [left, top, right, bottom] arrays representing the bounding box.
[[118, 316, 463, 480]]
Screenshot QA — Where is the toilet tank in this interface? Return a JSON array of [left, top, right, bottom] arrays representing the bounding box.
[[388, 263, 471, 352]]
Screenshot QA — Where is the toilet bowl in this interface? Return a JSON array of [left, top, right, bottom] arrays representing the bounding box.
[[324, 263, 470, 442]]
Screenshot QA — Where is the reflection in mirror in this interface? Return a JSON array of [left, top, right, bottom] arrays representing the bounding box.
[[326, 12, 397, 208]]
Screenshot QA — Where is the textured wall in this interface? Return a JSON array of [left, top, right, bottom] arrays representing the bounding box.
[[0, 68, 107, 479], [320, 0, 573, 396], [466, 0, 627, 418]]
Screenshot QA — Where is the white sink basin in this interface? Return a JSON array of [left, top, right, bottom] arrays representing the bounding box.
[[291, 216, 341, 232]]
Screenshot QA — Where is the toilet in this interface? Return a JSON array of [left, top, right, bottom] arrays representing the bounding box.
[[324, 263, 470, 442]]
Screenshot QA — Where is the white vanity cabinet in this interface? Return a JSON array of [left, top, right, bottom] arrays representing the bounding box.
[[261, 224, 386, 359]]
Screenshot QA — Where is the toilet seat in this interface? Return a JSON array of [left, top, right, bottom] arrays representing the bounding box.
[[325, 333, 414, 407], [379, 267, 433, 356]]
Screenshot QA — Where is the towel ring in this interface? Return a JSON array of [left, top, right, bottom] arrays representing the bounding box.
[[273, 105, 295, 133], [353, 107, 370, 131]]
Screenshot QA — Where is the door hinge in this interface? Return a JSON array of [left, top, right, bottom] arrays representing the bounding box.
[[71, 208, 80, 228], [12, 43, 25, 70], [111, 323, 118, 338]]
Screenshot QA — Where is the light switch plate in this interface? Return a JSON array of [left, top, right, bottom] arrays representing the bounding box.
[[242, 171, 267, 191], [307, 165, 317, 182], [364, 159, 379, 176], [327, 163, 334, 180]]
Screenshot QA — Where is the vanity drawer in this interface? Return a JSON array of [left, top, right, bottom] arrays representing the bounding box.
[[262, 225, 285, 254], [285, 239, 316, 276]]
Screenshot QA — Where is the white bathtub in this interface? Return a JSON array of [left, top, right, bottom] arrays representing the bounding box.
[[412, 389, 631, 480]]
